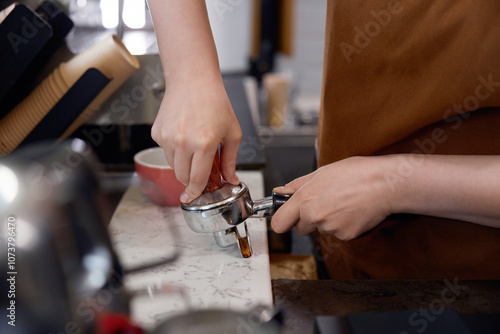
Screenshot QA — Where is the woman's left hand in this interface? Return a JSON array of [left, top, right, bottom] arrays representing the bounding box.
[[271, 156, 394, 240]]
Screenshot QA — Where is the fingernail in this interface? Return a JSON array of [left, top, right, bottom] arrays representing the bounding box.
[[225, 178, 237, 185], [180, 192, 191, 204]]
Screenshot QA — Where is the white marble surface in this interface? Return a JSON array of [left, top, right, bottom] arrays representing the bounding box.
[[108, 171, 273, 329]]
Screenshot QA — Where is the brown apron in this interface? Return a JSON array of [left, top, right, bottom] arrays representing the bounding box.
[[317, 0, 500, 279]]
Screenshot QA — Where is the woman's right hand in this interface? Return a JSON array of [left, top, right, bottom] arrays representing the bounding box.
[[148, 0, 242, 203], [151, 74, 242, 204]]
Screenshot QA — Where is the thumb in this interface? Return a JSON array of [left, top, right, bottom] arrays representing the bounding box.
[[273, 170, 317, 194]]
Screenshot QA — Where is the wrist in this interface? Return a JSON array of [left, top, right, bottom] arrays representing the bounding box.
[[344, 155, 403, 216], [383, 154, 433, 215], [377, 154, 412, 215], [162, 44, 223, 83], [164, 69, 225, 99], [165, 66, 223, 89]]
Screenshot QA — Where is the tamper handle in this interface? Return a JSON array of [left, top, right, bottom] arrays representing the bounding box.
[[203, 150, 224, 193]]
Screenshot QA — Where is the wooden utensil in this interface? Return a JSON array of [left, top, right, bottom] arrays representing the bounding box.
[[203, 150, 224, 193]]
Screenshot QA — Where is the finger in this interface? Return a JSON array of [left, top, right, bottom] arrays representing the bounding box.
[[150, 121, 162, 147], [273, 171, 317, 194], [220, 139, 240, 185], [173, 149, 193, 186], [293, 218, 317, 236], [151, 124, 175, 170], [180, 150, 214, 203], [160, 145, 175, 174], [270, 193, 301, 234]]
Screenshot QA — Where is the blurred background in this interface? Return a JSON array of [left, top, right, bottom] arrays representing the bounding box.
[[0, 4, 327, 333], [0, 0, 327, 263]]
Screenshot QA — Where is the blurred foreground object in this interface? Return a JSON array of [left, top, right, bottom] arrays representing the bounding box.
[[0, 139, 128, 333]]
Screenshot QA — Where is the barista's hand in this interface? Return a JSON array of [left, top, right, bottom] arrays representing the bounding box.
[[270, 156, 393, 240], [151, 75, 242, 203], [148, 0, 242, 203]]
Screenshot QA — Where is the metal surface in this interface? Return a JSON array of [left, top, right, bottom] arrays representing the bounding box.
[[181, 182, 290, 257], [86, 54, 164, 125], [184, 183, 245, 211], [182, 182, 259, 233], [253, 196, 276, 217], [152, 308, 281, 334]]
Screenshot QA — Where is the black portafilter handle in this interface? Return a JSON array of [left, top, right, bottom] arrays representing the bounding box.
[[252, 192, 293, 218], [272, 192, 292, 214]]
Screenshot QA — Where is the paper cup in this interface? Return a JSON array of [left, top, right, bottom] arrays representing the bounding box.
[[59, 34, 139, 109], [0, 69, 65, 156], [58, 34, 140, 139], [0, 34, 139, 155], [51, 67, 69, 95], [263, 73, 290, 128]]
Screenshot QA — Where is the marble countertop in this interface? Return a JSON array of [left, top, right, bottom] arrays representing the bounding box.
[[108, 171, 273, 329]]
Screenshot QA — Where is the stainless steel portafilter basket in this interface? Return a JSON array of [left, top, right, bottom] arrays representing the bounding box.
[[181, 182, 290, 258]]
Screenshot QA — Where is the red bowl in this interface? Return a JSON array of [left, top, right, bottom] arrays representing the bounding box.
[[134, 147, 184, 206]]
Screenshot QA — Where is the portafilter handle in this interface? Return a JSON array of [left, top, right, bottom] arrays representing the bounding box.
[[252, 192, 292, 218], [234, 192, 290, 258]]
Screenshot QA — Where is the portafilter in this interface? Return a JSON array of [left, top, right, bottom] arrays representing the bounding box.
[[181, 153, 290, 258]]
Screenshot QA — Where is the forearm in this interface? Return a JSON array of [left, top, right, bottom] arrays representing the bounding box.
[[387, 154, 500, 228], [147, 0, 222, 83], [147, 0, 241, 201]]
